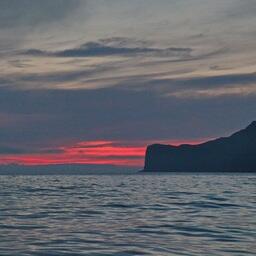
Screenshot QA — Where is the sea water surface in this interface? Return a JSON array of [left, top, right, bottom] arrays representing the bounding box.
[[0, 174, 255, 256]]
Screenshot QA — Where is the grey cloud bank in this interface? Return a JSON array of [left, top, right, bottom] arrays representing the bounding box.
[[0, 86, 255, 155]]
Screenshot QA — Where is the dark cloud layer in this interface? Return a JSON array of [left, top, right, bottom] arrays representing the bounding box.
[[22, 40, 192, 58], [0, 85, 255, 155]]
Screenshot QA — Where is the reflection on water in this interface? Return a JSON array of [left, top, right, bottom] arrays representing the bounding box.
[[0, 174, 255, 255]]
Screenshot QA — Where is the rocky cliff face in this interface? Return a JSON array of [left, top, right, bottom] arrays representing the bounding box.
[[143, 121, 256, 172]]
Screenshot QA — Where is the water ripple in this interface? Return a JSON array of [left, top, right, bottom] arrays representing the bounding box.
[[0, 174, 255, 255]]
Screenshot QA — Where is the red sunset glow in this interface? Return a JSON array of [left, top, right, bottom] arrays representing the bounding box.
[[0, 139, 208, 167]]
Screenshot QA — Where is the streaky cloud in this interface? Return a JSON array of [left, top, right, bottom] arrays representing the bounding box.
[[0, 0, 83, 28], [21, 39, 192, 58]]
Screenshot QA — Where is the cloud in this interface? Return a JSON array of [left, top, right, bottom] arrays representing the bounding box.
[[0, 146, 24, 154], [169, 85, 256, 98], [0, 0, 82, 29], [0, 0, 85, 55], [21, 39, 192, 58], [168, 73, 256, 98], [122, 72, 256, 98], [0, 85, 256, 147], [0, 145, 63, 155]]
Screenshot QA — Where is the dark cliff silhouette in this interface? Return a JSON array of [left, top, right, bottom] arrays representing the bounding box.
[[143, 121, 256, 172]]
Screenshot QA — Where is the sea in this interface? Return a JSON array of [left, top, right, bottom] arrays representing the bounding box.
[[0, 174, 255, 256]]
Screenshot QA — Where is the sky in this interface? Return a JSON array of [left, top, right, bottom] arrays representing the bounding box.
[[0, 0, 256, 169]]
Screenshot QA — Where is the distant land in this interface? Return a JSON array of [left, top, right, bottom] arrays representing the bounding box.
[[143, 121, 256, 173]]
